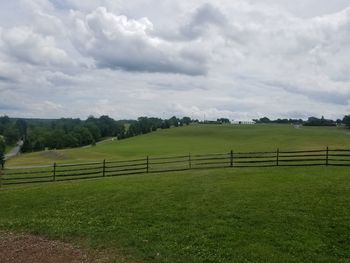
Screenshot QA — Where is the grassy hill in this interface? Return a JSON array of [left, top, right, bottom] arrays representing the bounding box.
[[7, 124, 350, 166], [0, 166, 349, 262], [1, 124, 350, 262]]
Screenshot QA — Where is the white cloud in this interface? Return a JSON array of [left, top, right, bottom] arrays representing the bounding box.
[[69, 7, 209, 75], [1, 26, 71, 66], [0, 0, 349, 120]]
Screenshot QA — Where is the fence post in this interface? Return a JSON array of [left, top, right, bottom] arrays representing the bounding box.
[[102, 159, 106, 177], [326, 147, 329, 166], [146, 156, 149, 173], [189, 153, 192, 169], [276, 148, 279, 166], [230, 150, 233, 167], [53, 163, 56, 182]]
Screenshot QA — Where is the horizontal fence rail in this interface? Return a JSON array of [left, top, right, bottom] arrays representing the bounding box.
[[1, 147, 349, 187]]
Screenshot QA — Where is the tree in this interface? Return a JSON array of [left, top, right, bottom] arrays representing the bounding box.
[[181, 117, 191, 126], [343, 115, 350, 128], [85, 123, 101, 141], [15, 119, 27, 139], [63, 133, 79, 148], [21, 139, 33, 153], [138, 117, 152, 134], [169, 116, 179, 127], [259, 117, 271, 123], [304, 116, 335, 126], [4, 125, 20, 145], [73, 127, 94, 146], [0, 115, 10, 125], [127, 122, 141, 137], [161, 120, 170, 129], [98, 115, 116, 137], [217, 118, 230, 124]]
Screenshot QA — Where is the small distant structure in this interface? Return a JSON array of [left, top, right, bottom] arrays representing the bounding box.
[[232, 120, 256, 125]]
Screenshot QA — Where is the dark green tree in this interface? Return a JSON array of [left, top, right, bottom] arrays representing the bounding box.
[[343, 115, 350, 128], [73, 127, 94, 146], [161, 120, 170, 129], [259, 117, 271, 123], [85, 123, 102, 141], [4, 125, 20, 145], [15, 119, 27, 139], [217, 118, 230, 124], [181, 117, 191, 125], [169, 116, 179, 127]]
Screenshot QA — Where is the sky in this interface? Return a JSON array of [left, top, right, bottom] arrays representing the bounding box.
[[0, 0, 349, 121]]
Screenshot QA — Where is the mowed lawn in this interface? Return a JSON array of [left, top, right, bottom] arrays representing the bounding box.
[[7, 124, 350, 166], [0, 166, 349, 262]]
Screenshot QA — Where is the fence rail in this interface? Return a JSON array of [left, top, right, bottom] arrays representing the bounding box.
[[1, 147, 349, 187]]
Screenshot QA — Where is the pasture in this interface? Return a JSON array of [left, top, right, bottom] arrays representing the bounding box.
[[0, 167, 349, 262], [1, 124, 350, 262], [6, 124, 350, 166]]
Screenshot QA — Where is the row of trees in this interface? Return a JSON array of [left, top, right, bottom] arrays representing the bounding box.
[[21, 116, 126, 152], [123, 116, 192, 138], [343, 115, 350, 127], [254, 115, 350, 127], [303, 116, 339, 127], [0, 115, 194, 153], [0, 116, 26, 145], [253, 117, 305, 124]]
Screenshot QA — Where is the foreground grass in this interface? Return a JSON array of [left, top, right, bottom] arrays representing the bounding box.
[[1, 167, 349, 262], [7, 124, 350, 166]]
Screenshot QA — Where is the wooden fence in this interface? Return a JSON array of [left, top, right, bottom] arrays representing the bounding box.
[[1, 148, 349, 187]]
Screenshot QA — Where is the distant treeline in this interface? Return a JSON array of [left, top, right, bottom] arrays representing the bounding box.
[[0, 115, 193, 153], [254, 116, 350, 127]]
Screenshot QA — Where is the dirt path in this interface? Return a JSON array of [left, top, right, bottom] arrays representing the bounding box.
[[0, 232, 113, 263]]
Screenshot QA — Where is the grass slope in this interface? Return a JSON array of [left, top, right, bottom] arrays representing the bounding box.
[[7, 124, 350, 166], [0, 167, 349, 262]]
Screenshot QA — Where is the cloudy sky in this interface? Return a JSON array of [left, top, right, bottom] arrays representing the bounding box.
[[0, 0, 349, 120]]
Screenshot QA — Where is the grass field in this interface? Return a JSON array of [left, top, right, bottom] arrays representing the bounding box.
[[0, 166, 349, 262], [7, 124, 350, 166], [1, 124, 349, 262]]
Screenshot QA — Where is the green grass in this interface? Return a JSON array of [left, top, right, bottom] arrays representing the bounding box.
[[1, 125, 350, 262], [7, 124, 350, 166], [0, 167, 349, 262]]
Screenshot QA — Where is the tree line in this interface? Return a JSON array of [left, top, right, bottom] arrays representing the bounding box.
[[253, 115, 350, 127], [0, 115, 193, 153]]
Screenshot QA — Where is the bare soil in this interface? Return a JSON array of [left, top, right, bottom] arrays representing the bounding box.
[[0, 232, 116, 263]]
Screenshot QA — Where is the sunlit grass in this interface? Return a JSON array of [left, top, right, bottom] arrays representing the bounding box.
[[0, 166, 349, 262], [7, 124, 350, 166]]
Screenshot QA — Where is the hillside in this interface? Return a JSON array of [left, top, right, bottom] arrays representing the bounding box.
[[1, 124, 350, 262], [7, 124, 350, 166], [1, 166, 349, 262]]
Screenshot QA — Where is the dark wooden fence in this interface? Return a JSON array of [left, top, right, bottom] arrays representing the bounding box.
[[1, 148, 349, 187]]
